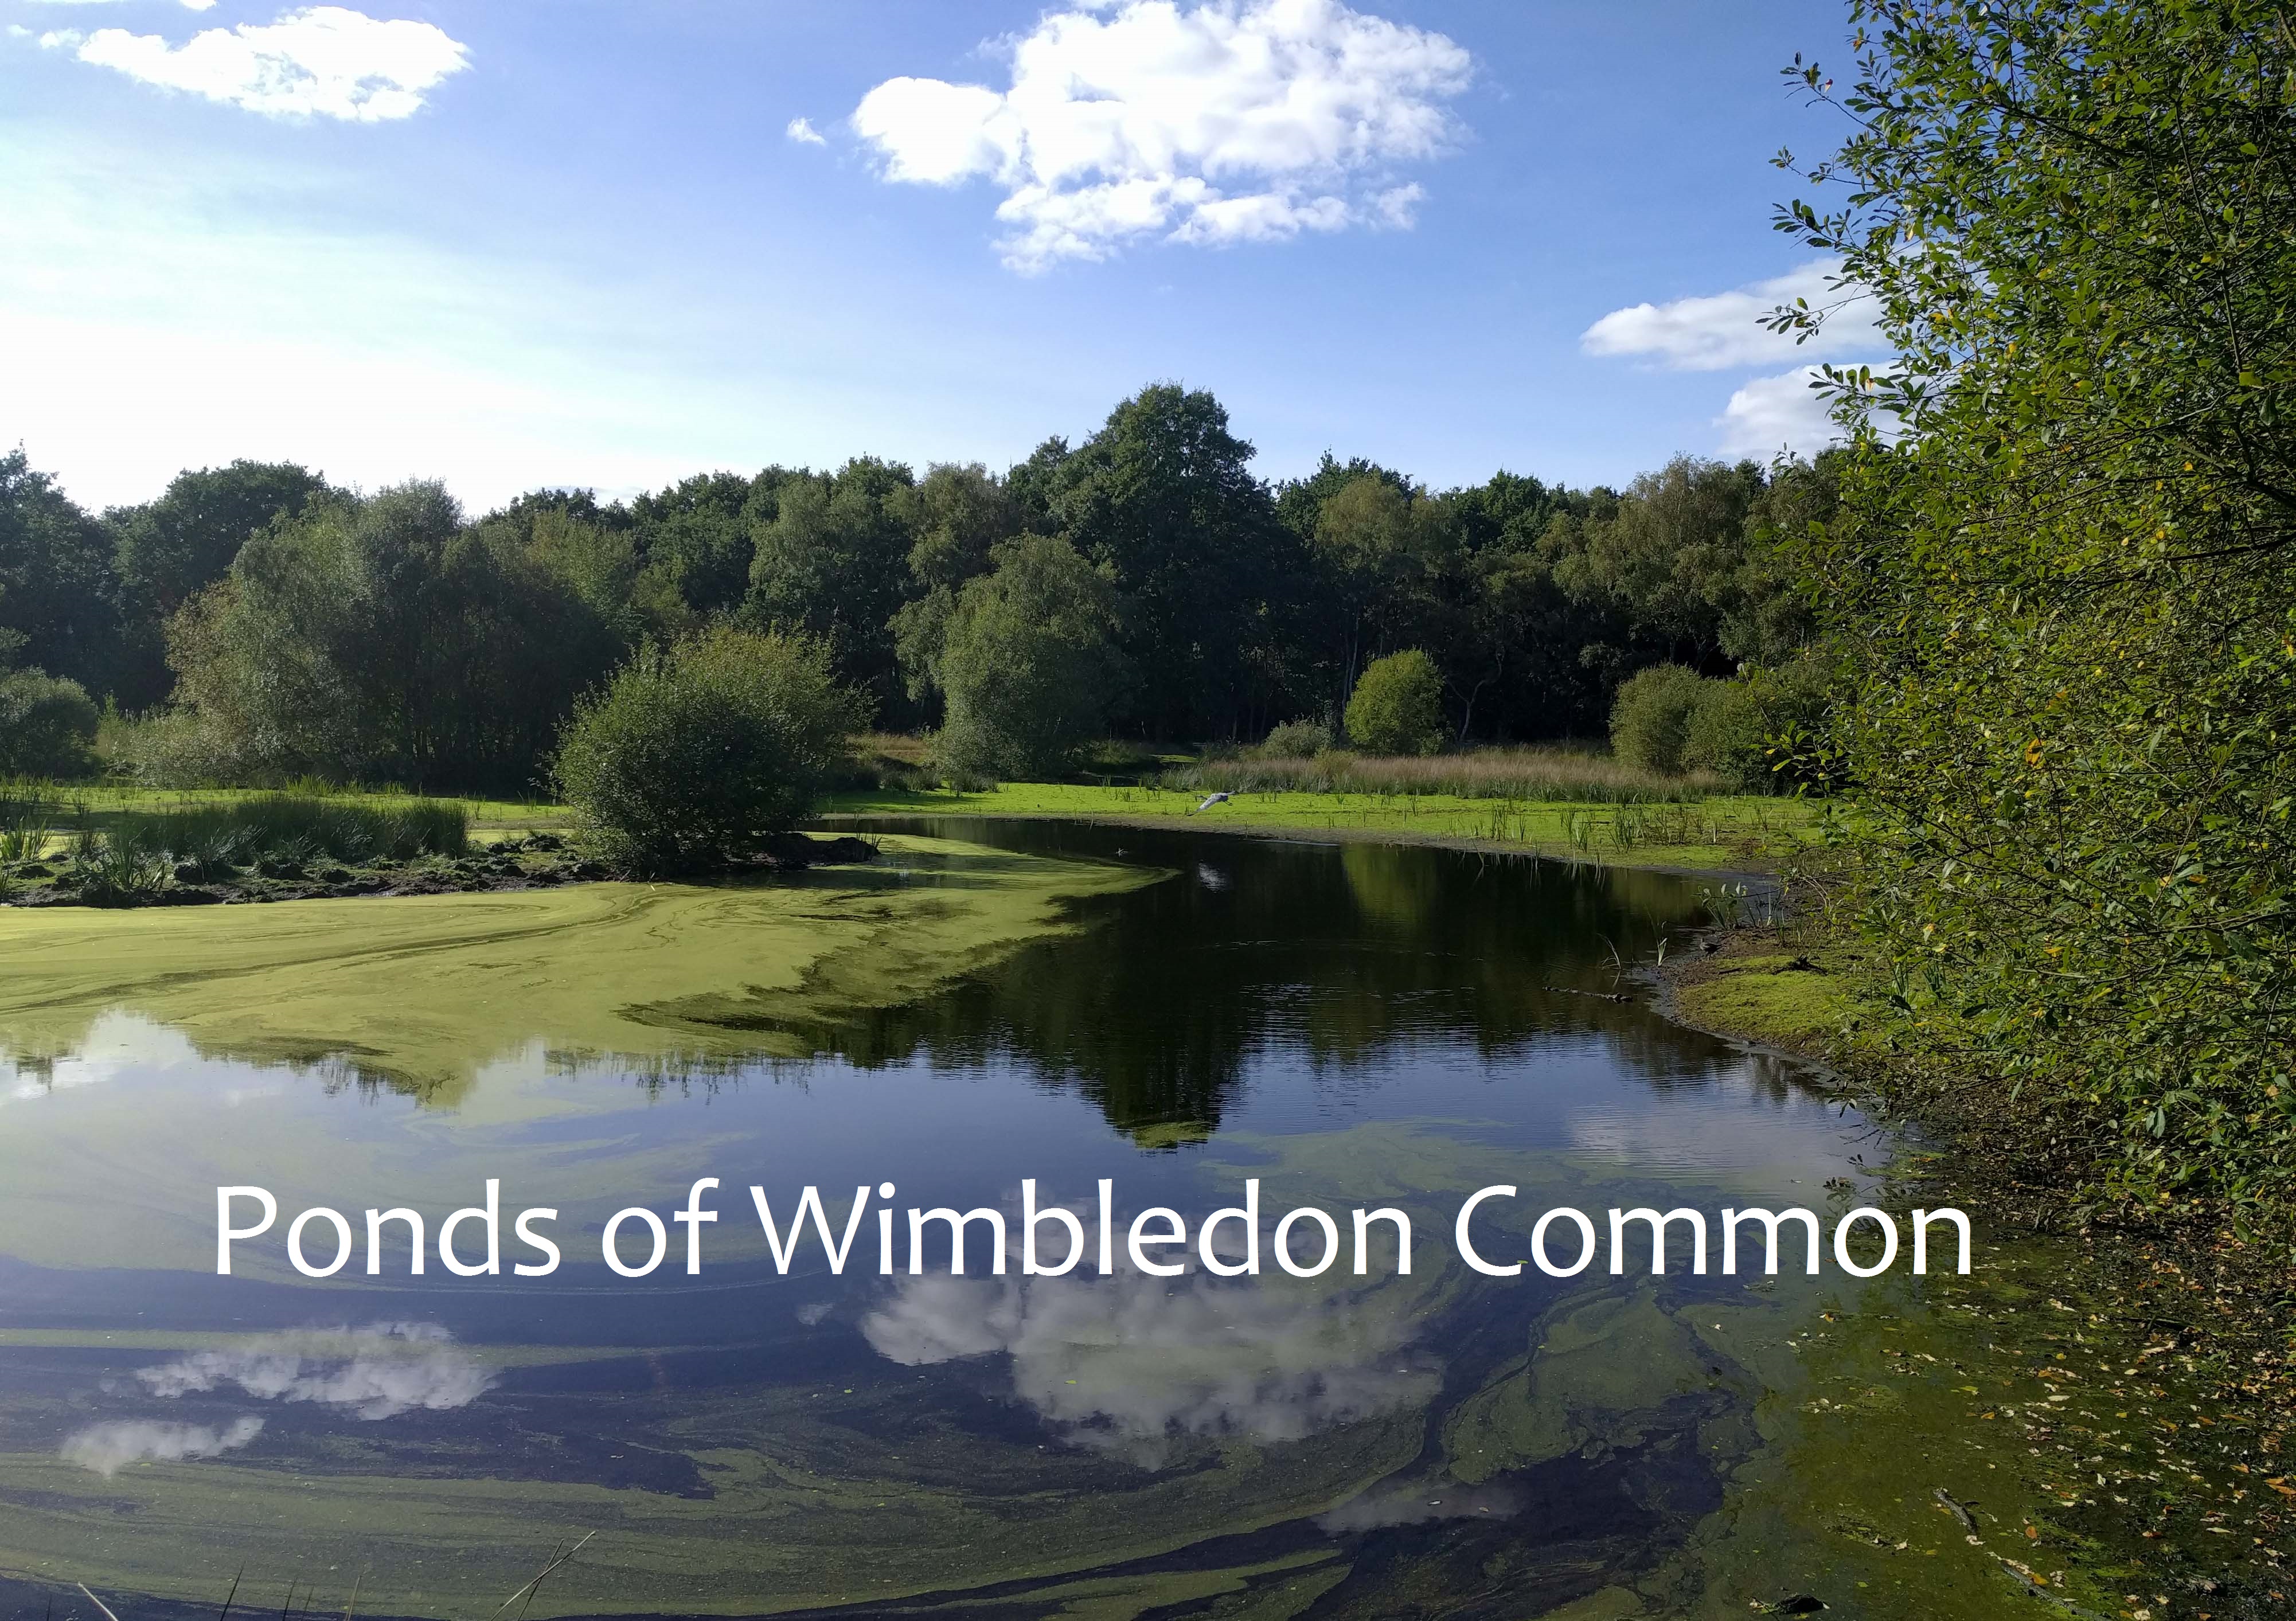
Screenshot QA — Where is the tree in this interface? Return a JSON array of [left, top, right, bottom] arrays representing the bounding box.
[[1274, 453, 1415, 545], [1309, 475, 1442, 713], [1778, 0, 2296, 1197], [0, 450, 118, 697], [107, 460, 330, 708], [553, 626, 869, 875], [903, 462, 1022, 592], [888, 463, 1026, 714], [629, 470, 778, 619], [1551, 456, 1764, 675], [935, 535, 1130, 780], [1053, 385, 1290, 739], [162, 482, 629, 790], [1344, 650, 1445, 756], [1431, 538, 1549, 744], [745, 458, 919, 720]]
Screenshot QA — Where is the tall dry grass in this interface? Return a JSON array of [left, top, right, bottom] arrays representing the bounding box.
[[1162, 747, 1725, 803]]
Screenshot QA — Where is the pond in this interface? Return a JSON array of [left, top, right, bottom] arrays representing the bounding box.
[[0, 821, 2191, 1619]]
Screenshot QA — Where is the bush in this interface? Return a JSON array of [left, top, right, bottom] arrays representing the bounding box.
[[1256, 718, 1333, 759], [1682, 663, 1834, 792], [1344, 651, 1445, 756], [0, 668, 99, 779], [1607, 665, 1709, 774], [103, 705, 268, 788], [1682, 681, 1763, 788], [552, 626, 868, 876]]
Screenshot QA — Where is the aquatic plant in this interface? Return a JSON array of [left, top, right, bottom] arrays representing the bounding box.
[[64, 828, 174, 905], [0, 806, 51, 864], [104, 795, 467, 871]]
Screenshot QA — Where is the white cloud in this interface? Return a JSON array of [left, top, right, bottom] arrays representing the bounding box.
[[785, 115, 825, 146], [1717, 363, 1905, 461], [1582, 257, 1883, 372], [1717, 365, 1848, 459], [134, 1322, 494, 1420], [71, 5, 469, 122], [61, 1417, 264, 1477], [852, 0, 1472, 272]]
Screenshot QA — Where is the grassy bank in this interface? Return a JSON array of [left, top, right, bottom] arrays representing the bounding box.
[[11, 779, 1809, 876], [823, 782, 1810, 872]]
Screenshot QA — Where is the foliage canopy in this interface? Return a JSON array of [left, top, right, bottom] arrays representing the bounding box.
[[934, 534, 1130, 782], [1780, 0, 2296, 1202]]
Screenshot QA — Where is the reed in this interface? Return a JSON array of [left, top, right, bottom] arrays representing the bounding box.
[[108, 794, 468, 866], [1162, 747, 1723, 804]]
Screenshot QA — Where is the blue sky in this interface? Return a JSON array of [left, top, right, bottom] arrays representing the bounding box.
[[0, 1, 1889, 512]]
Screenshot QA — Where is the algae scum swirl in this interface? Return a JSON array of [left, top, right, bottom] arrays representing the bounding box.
[[0, 823, 2247, 1618]]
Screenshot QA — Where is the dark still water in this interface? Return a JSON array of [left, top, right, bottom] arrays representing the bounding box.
[[0, 821, 1916, 1620]]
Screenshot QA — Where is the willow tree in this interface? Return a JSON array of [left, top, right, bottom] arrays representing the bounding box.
[[1780, 2, 2296, 1202]]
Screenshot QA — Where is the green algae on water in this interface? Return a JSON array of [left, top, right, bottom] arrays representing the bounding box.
[[0, 835, 1161, 1099]]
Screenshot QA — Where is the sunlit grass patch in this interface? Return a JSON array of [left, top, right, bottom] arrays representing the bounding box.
[[822, 781, 1810, 872]]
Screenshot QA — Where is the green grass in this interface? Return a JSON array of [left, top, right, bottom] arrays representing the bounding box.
[[1, 781, 559, 839], [820, 782, 1811, 871], [3, 773, 1813, 874], [104, 794, 468, 866], [1671, 950, 1855, 1050]]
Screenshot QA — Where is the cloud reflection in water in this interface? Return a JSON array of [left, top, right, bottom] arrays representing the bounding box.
[[134, 1321, 494, 1420], [862, 1272, 1438, 1466], [60, 1416, 266, 1477]]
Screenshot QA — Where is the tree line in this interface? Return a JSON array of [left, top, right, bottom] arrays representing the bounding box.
[[0, 388, 1828, 791]]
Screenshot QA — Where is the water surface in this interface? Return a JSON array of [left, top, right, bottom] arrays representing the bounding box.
[[0, 821, 2071, 1619]]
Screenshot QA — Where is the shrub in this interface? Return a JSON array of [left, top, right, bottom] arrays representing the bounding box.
[[0, 668, 99, 779], [1256, 718, 1333, 759], [1682, 681, 1763, 788], [1683, 662, 1834, 792], [552, 626, 868, 876], [104, 705, 269, 788], [1344, 650, 1445, 756], [1607, 665, 1709, 774]]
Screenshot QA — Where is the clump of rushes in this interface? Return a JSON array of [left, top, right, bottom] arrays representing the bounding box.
[[552, 626, 869, 877], [107, 794, 468, 869], [63, 827, 174, 906]]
